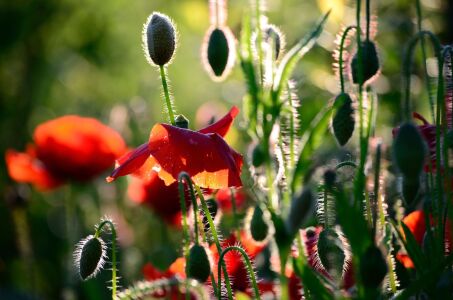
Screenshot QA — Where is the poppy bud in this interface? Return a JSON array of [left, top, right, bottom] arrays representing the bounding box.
[[175, 114, 189, 129], [143, 12, 176, 66], [249, 205, 269, 242], [359, 245, 387, 288], [203, 26, 235, 80], [187, 244, 211, 282], [74, 235, 107, 280], [264, 24, 284, 60], [317, 228, 345, 282], [286, 188, 314, 236], [332, 93, 355, 146], [393, 122, 426, 180], [252, 144, 265, 167], [350, 40, 380, 85]]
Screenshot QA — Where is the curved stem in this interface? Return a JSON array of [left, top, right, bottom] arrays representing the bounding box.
[[217, 246, 261, 300], [335, 160, 358, 170], [338, 26, 357, 92], [159, 65, 176, 125], [193, 184, 234, 299], [95, 220, 118, 299]]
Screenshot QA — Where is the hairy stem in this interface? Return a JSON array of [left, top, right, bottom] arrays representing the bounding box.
[[159, 65, 176, 125], [96, 220, 118, 299]]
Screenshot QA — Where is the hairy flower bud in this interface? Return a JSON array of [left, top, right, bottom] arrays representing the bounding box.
[[175, 114, 189, 129], [187, 244, 211, 282], [202, 26, 236, 81], [393, 122, 426, 180], [359, 245, 387, 288], [249, 205, 269, 242], [251, 143, 265, 167], [332, 93, 355, 146], [74, 235, 107, 280], [317, 228, 345, 282], [143, 12, 176, 66], [350, 40, 380, 85]]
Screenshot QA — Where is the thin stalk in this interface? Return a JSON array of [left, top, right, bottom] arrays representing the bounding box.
[[323, 186, 329, 229], [229, 188, 240, 238], [373, 142, 382, 235], [253, 0, 264, 86], [416, 0, 436, 122], [365, 0, 371, 41], [194, 184, 234, 299], [387, 251, 398, 293], [338, 26, 357, 93], [159, 65, 176, 125], [287, 83, 296, 169], [217, 246, 261, 300], [95, 220, 118, 299]]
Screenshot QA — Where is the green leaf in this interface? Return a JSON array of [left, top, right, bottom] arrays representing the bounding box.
[[271, 11, 330, 104], [292, 257, 334, 300]]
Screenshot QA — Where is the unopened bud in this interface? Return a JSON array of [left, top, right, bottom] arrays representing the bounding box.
[[143, 12, 177, 66], [187, 244, 211, 282], [74, 235, 107, 280]]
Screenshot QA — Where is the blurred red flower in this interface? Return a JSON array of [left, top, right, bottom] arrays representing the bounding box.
[[396, 210, 452, 269], [6, 115, 126, 190], [107, 106, 242, 189], [215, 187, 247, 213]]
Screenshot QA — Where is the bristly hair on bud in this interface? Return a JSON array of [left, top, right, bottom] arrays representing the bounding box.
[[202, 25, 236, 82], [73, 235, 107, 281], [142, 12, 177, 66]]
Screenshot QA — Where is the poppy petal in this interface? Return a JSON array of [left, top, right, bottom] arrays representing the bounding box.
[[147, 124, 242, 189], [198, 106, 239, 137], [5, 149, 62, 190], [107, 143, 151, 182]]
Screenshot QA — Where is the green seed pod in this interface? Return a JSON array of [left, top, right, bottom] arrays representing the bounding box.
[[402, 177, 420, 207], [252, 143, 265, 167], [203, 26, 235, 80], [143, 12, 176, 66], [264, 24, 284, 60], [286, 188, 314, 236], [187, 244, 211, 282], [250, 205, 269, 242], [317, 228, 345, 282], [359, 245, 388, 288], [351, 40, 380, 85], [175, 114, 189, 129], [393, 122, 427, 180], [332, 93, 355, 146], [74, 235, 106, 280]]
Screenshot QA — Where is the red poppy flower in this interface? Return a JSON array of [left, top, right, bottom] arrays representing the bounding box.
[[6, 116, 126, 190], [122, 107, 240, 225], [209, 230, 266, 294], [396, 210, 452, 269], [142, 259, 197, 299], [107, 106, 242, 189], [215, 187, 247, 212]]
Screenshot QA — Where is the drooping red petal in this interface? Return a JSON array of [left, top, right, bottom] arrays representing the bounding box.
[[107, 143, 151, 182], [198, 106, 239, 137], [147, 124, 242, 189], [5, 149, 62, 190], [33, 115, 126, 181]]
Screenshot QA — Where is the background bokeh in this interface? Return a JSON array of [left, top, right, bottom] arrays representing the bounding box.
[[0, 0, 451, 299]]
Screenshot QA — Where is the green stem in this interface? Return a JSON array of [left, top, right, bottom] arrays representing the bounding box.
[[159, 65, 176, 125], [194, 184, 234, 299], [217, 246, 261, 300], [373, 142, 382, 235], [365, 0, 371, 41], [338, 26, 357, 93], [416, 0, 436, 122], [178, 172, 200, 245], [95, 220, 118, 299], [254, 0, 264, 86]]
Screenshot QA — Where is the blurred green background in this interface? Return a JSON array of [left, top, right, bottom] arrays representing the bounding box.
[[0, 0, 451, 299]]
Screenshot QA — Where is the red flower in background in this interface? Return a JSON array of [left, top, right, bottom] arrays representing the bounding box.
[[6, 115, 126, 190], [113, 107, 241, 225], [215, 187, 247, 212], [396, 210, 452, 269], [107, 106, 242, 189]]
